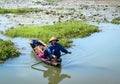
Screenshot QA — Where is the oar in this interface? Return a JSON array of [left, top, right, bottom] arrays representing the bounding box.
[[61, 52, 71, 56]]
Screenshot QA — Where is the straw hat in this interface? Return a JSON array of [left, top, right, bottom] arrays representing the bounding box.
[[49, 37, 59, 43]]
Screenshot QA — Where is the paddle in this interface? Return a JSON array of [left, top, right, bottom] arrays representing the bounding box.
[[61, 52, 71, 56]]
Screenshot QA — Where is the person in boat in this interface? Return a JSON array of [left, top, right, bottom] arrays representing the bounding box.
[[48, 36, 71, 63], [31, 39, 44, 48], [34, 45, 50, 61]]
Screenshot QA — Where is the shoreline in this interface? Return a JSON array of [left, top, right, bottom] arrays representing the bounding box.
[[0, 1, 119, 30], [0, 0, 119, 34]]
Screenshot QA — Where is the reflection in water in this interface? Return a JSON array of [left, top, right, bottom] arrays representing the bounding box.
[[31, 64, 71, 84]]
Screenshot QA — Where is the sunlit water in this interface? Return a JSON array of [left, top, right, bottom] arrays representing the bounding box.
[[0, 17, 120, 84]]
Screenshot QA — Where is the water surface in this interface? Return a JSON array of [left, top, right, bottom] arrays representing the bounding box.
[[0, 22, 120, 84]]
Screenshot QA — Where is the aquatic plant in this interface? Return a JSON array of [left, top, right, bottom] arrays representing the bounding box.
[[4, 20, 99, 47], [66, 8, 75, 11], [111, 17, 120, 24], [0, 39, 20, 61], [45, 0, 54, 2], [34, 1, 41, 4], [0, 8, 43, 14], [56, 7, 64, 10], [56, 7, 75, 11]]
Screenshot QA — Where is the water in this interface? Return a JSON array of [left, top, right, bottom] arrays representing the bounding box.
[[0, 21, 120, 84], [0, 1, 120, 83]]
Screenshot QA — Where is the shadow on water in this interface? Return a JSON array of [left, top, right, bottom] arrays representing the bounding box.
[[31, 63, 71, 84]]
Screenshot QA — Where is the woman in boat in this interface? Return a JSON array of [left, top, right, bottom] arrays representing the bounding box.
[[47, 36, 71, 63]]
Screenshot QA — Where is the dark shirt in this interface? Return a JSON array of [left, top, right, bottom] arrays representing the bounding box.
[[48, 43, 68, 58]]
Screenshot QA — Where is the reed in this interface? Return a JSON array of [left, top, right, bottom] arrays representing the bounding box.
[[0, 39, 20, 61], [0, 8, 43, 14], [4, 20, 99, 47]]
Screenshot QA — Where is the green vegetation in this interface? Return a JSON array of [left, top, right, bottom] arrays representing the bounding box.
[[0, 39, 20, 62], [66, 8, 75, 11], [45, 0, 54, 2], [55, 7, 75, 11], [111, 17, 120, 24], [0, 8, 43, 14], [4, 20, 99, 47], [34, 1, 41, 4], [56, 7, 64, 10]]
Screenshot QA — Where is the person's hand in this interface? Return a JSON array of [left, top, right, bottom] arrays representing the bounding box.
[[68, 52, 71, 54], [52, 55, 56, 58]]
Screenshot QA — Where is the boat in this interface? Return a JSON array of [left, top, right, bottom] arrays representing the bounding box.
[[30, 39, 62, 67]]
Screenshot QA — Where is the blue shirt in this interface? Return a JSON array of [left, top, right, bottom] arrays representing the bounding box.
[[48, 43, 68, 58]]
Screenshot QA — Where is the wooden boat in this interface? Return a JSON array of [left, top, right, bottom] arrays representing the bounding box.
[[30, 39, 62, 67]]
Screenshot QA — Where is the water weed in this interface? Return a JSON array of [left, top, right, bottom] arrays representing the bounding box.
[[4, 20, 99, 47], [111, 17, 120, 24], [0, 8, 43, 14], [45, 0, 54, 2], [0, 39, 20, 61]]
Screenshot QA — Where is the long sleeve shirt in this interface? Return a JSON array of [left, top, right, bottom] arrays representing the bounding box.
[[48, 43, 68, 58]]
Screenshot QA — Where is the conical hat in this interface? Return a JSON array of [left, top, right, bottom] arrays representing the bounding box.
[[49, 37, 59, 43]]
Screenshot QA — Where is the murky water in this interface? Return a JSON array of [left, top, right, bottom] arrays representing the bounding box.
[[0, 0, 120, 83], [0, 20, 120, 84]]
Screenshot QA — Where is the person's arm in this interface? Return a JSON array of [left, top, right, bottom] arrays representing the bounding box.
[[47, 45, 56, 58], [58, 43, 71, 54], [47, 46, 53, 57]]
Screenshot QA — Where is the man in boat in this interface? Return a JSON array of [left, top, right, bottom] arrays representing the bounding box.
[[48, 36, 71, 63]]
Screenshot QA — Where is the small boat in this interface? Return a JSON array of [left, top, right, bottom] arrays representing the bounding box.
[[30, 39, 62, 67]]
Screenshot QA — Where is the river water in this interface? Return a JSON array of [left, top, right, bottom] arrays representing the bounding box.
[[0, 19, 120, 84], [0, 0, 120, 83]]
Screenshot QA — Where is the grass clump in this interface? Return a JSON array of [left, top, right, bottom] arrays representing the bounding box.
[[34, 1, 41, 4], [45, 0, 54, 2], [0, 8, 43, 14], [56, 7, 64, 10], [4, 20, 99, 47], [55, 7, 75, 11], [0, 39, 20, 62], [111, 17, 120, 24], [66, 8, 75, 11]]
